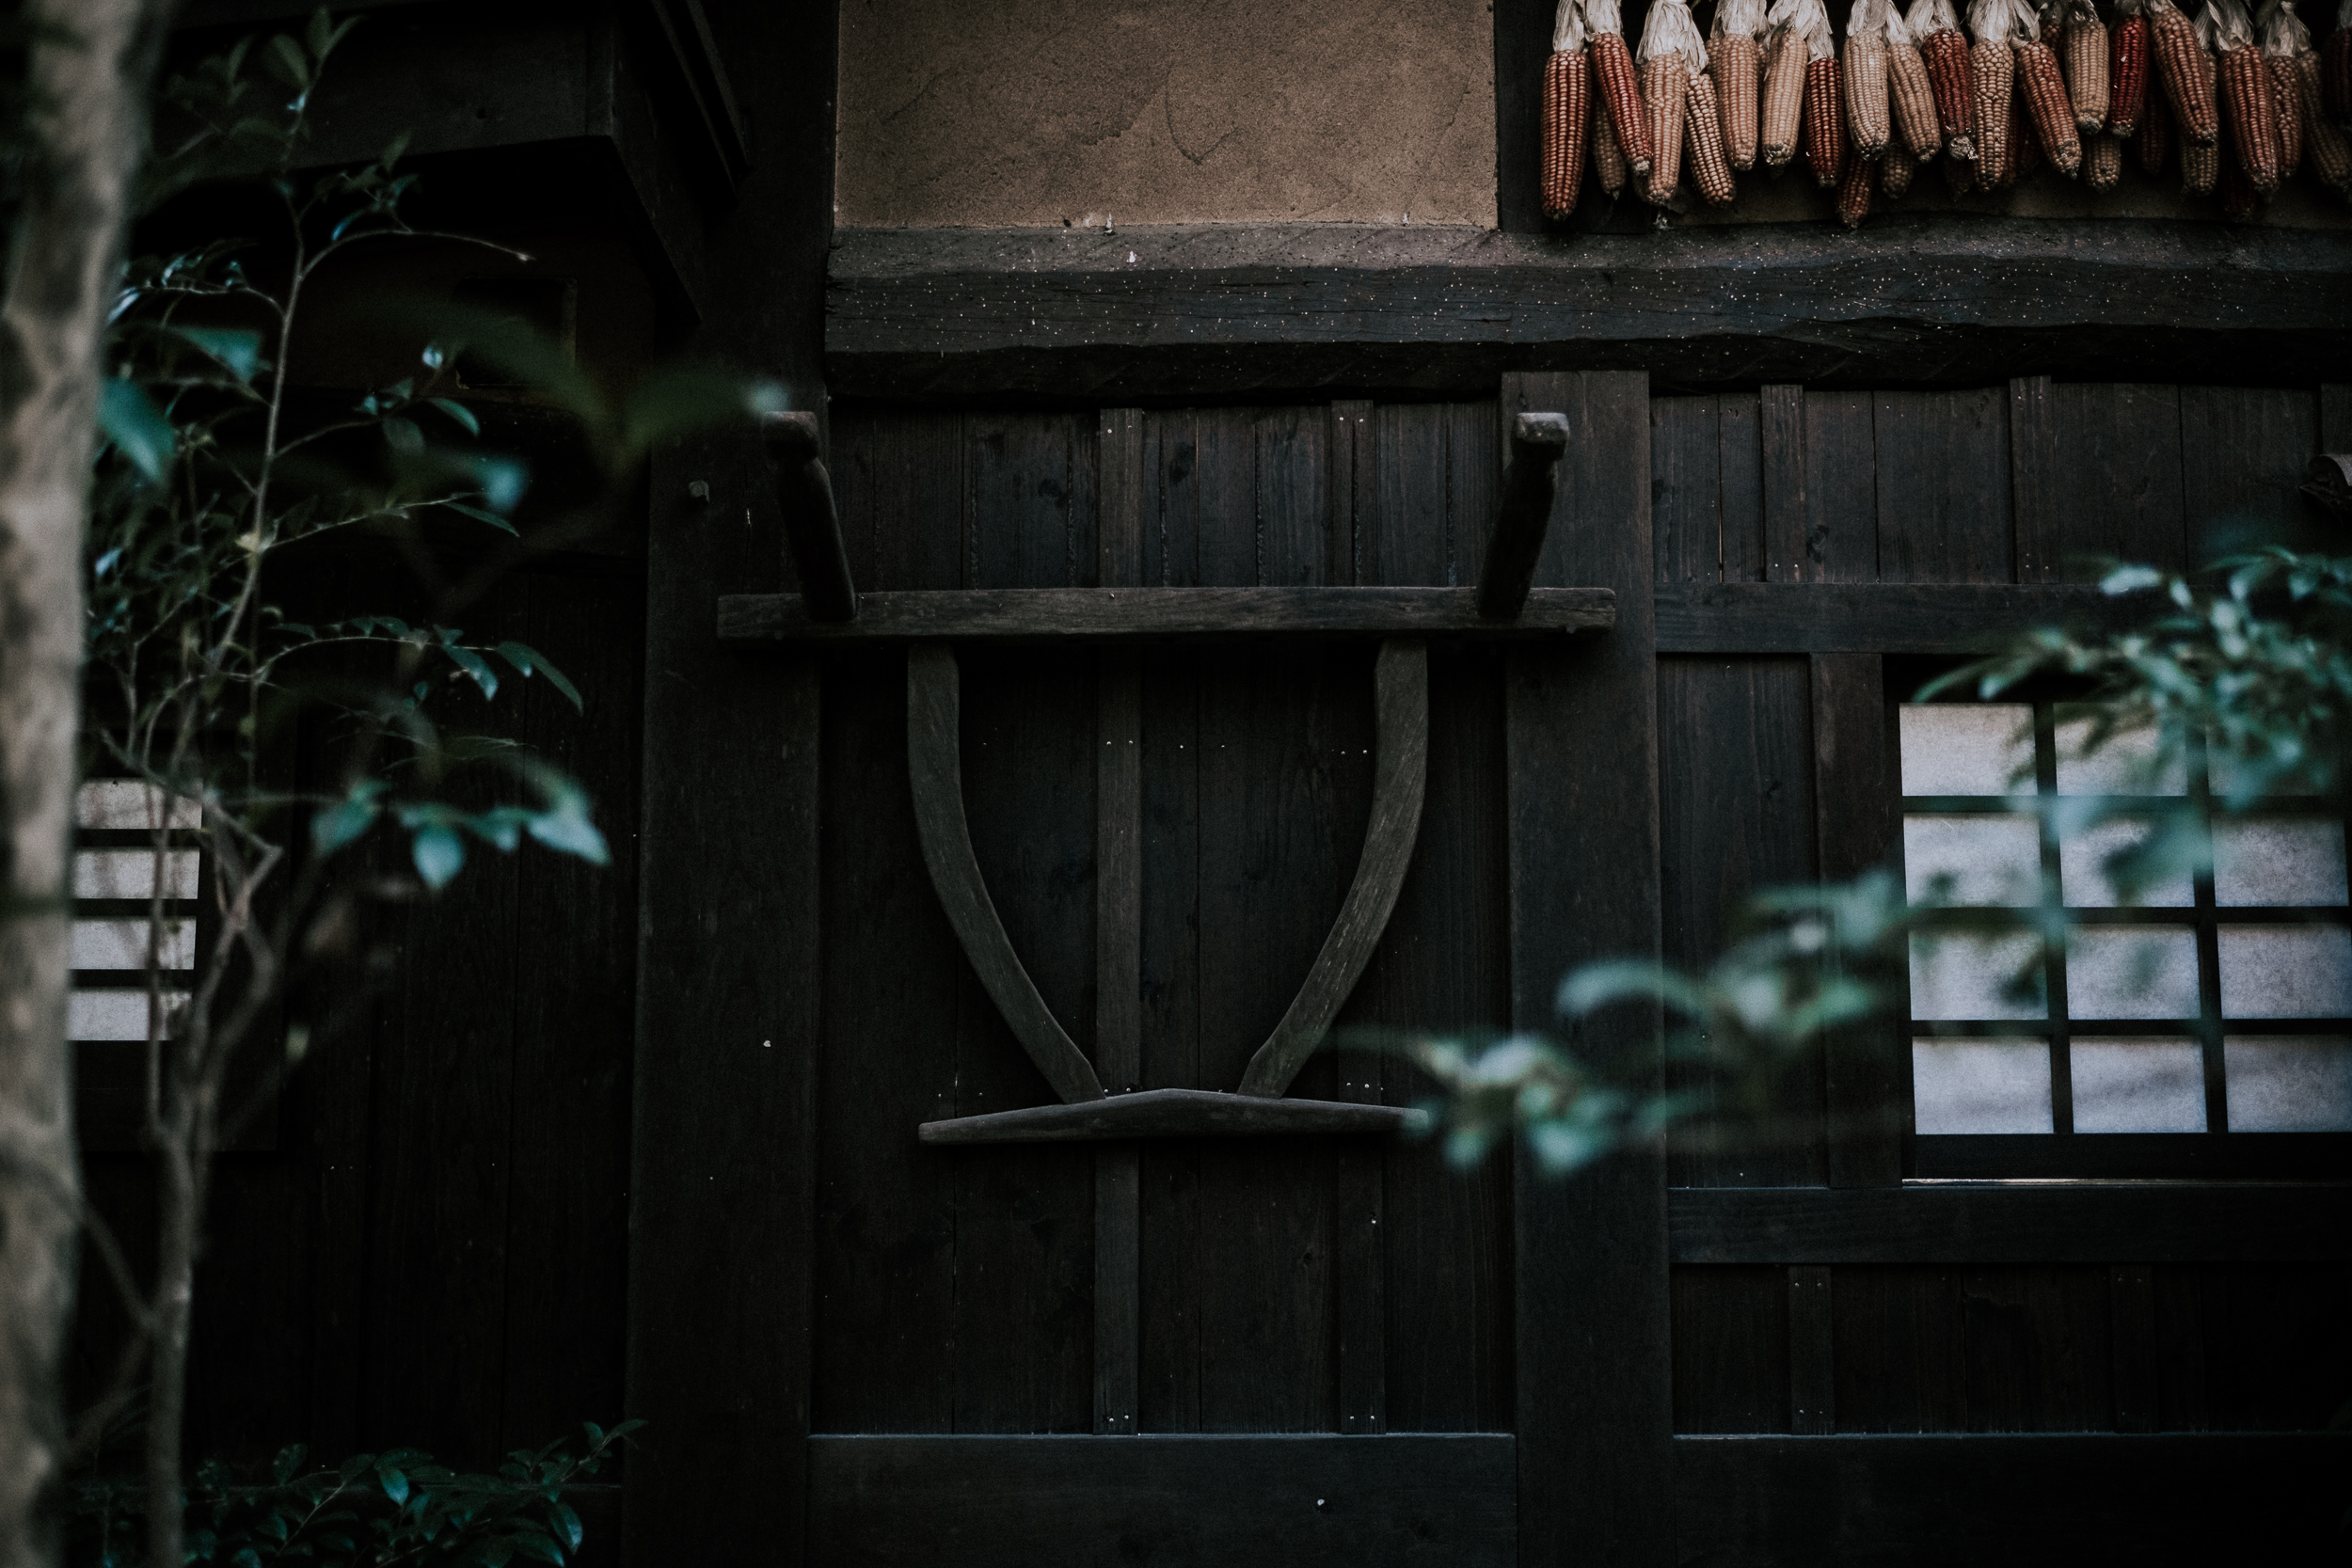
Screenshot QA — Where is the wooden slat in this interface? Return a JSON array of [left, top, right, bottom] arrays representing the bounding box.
[[2009, 376, 2061, 583], [1670, 1266, 1790, 1433], [2109, 1263, 2160, 1434], [1507, 370, 1672, 1567], [1810, 652, 1903, 1188], [1804, 390, 1879, 583], [1330, 400, 1375, 584], [1787, 1266, 1835, 1436], [1719, 392, 1766, 583], [807, 1434, 1518, 1566], [1761, 385, 1805, 584], [1239, 639, 1429, 1096], [721, 586, 1615, 643], [904, 646, 1104, 1106], [2179, 386, 2323, 552], [1875, 388, 2013, 584], [919, 1086, 1428, 1143], [1654, 582, 2153, 653], [1668, 1185, 2352, 1263], [1652, 396, 1724, 587], [1475, 413, 1570, 618]]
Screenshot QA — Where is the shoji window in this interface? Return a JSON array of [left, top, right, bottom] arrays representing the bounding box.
[[72, 779, 200, 1065], [1899, 703, 2352, 1178]]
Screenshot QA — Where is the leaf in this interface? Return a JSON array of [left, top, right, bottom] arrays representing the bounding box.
[[99, 379, 176, 483], [440, 636, 500, 698], [550, 1501, 583, 1551], [171, 325, 266, 382], [495, 641, 583, 711], [439, 499, 518, 536], [265, 32, 311, 89], [376, 1463, 411, 1506], [427, 397, 481, 436], [411, 825, 465, 888], [311, 779, 386, 855], [383, 417, 425, 456]]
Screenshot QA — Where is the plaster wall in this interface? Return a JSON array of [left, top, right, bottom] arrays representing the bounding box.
[[834, 0, 1498, 229]]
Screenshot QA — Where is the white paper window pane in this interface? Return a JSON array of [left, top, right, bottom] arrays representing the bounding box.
[[71, 918, 195, 972], [1913, 1038, 2054, 1132], [68, 989, 183, 1041], [2058, 816, 2196, 909], [2217, 926, 2352, 1018], [75, 780, 199, 830], [2069, 1038, 2207, 1132], [2223, 1037, 2352, 1131], [1899, 705, 2034, 797], [1909, 931, 2045, 1020], [72, 849, 199, 900], [1903, 816, 2041, 907], [2065, 927, 2202, 1021], [2211, 817, 2348, 908], [2054, 708, 2185, 796], [2209, 745, 2323, 800]]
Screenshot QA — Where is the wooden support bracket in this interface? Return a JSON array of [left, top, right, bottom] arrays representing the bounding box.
[[919, 1086, 1429, 1144], [762, 410, 859, 623], [1476, 411, 1570, 620]]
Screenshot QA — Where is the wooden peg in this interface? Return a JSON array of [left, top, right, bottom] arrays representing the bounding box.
[[761, 409, 859, 623], [1477, 411, 1570, 619]]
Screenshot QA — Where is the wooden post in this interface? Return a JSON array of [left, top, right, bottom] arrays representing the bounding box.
[[763, 409, 859, 622]]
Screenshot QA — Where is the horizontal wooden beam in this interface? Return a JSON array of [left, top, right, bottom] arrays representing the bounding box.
[[1653, 582, 2159, 654], [1676, 1434, 2349, 1564], [918, 1087, 1429, 1145], [1667, 1184, 2352, 1264], [825, 221, 2352, 402], [719, 587, 1615, 645], [809, 1435, 1516, 1566]]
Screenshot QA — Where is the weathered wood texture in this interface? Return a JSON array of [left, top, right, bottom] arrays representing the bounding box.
[[808, 1434, 1518, 1566], [720, 586, 1614, 643], [920, 1089, 1428, 1144], [825, 225, 2352, 403]]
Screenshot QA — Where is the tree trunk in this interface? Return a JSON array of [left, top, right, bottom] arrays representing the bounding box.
[[0, 4, 170, 1566]]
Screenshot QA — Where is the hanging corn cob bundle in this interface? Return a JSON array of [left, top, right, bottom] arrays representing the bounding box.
[[2012, 59, 2048, 173], [1799, 0, 1850, 182], [1911, 0, 1984, 153], [2326, 0, 2352, 124], [1885, 3, 1948, 154], [2112, 0, 2153, 130], [2139, 57, 2178, 159], [1639, 0, 1702, 202], [2212, 0, 2283, 189], [1884, 137, 1924, 189], [2064, 0, 2114, 126], [1761, 0, 1815, 165], [2256, 0, 2305, 174], [1970, 0, 2024, 182], [1594, 87, 1632, 192], [2018, 0, 2088, 170], [1544, 0, 1593, 217], [1686, 50, 1743, 199], [2087, 125, 2131, 179], [2282, 0, 2352, 188], [2042, 0, 2069, 43], [1711, 0, 1770, 166], [1837, 139, 1879, 218], [1847, 0, 1897, 157], [1588, 0, 1657, 175], [2151, 0, 2224, 139], [2182, 5, 2223, 185]]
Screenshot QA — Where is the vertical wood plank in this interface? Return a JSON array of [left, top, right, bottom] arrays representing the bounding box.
[[1788, 1265, 1836, 1435], [1831, 1265, 1967, 1433], [1094, 410, 1145, 1437], [2179, 387, 2324, 556], [1812, 652, 1903, 1188], [1875, 388, 2013, 584], [1652, 396, 1724, 587], [2010, 376, 2060, 583], [1671, 1266, 1791, 1433], [1330, 399, 1375, 584], [2111, 1263, 2160, 1434], [1719, 391, 1766, 583], [835, 408, 964, 594], [1375, 403, 1451, 586], [1760, 385, 1806, 583], [1505, 369, 1670, 1567], [1803, 390, 1879, 582], [1447, 400, 1499, 588], [2039, 385, 2189, 578], [2323, 384, 2352, 449]]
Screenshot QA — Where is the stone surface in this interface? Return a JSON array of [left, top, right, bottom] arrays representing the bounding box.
[[834, 0, 1498, 229]]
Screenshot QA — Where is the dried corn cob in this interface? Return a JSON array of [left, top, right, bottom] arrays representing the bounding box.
[[2185, 8, 2224, 179], [2018, 32, 2087, 171], [1809, 55, 1851, 181], [1883, 137, 1923, 188], [1946, 141, 1981, 183], [2259, 0, 2307, 175], [2064, 0, 2113, 127], [1847, 0, 1896, 156], [1971, 0, 2023, 182], [1588, 0, 1657, 174], [1592, 71, 1631, 192], [2042, 0, 2068, 44], [1837, 141, 1878, 218], [1686, 67, 1741, 198], [2219, 130, 2266, 204], [2292, 33, 2352, 188], [2087, 124, 2129, 180], [1914, 0, 1984, 152], [2011, 68, 2046, 173], [2111, 0, 2153, 131], [1639, 0, 1700, 203], [2139, 60, 2177, 160], [1546, 49, 1592, 215], [1886, 5, 1947, 153], [2152, 0, 2222, 140], [1711, 0, 1770, 167], [2326, 0, 2352, 124], [2212, 0, 2283, 188], [1761, 8, 1811, 163]]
